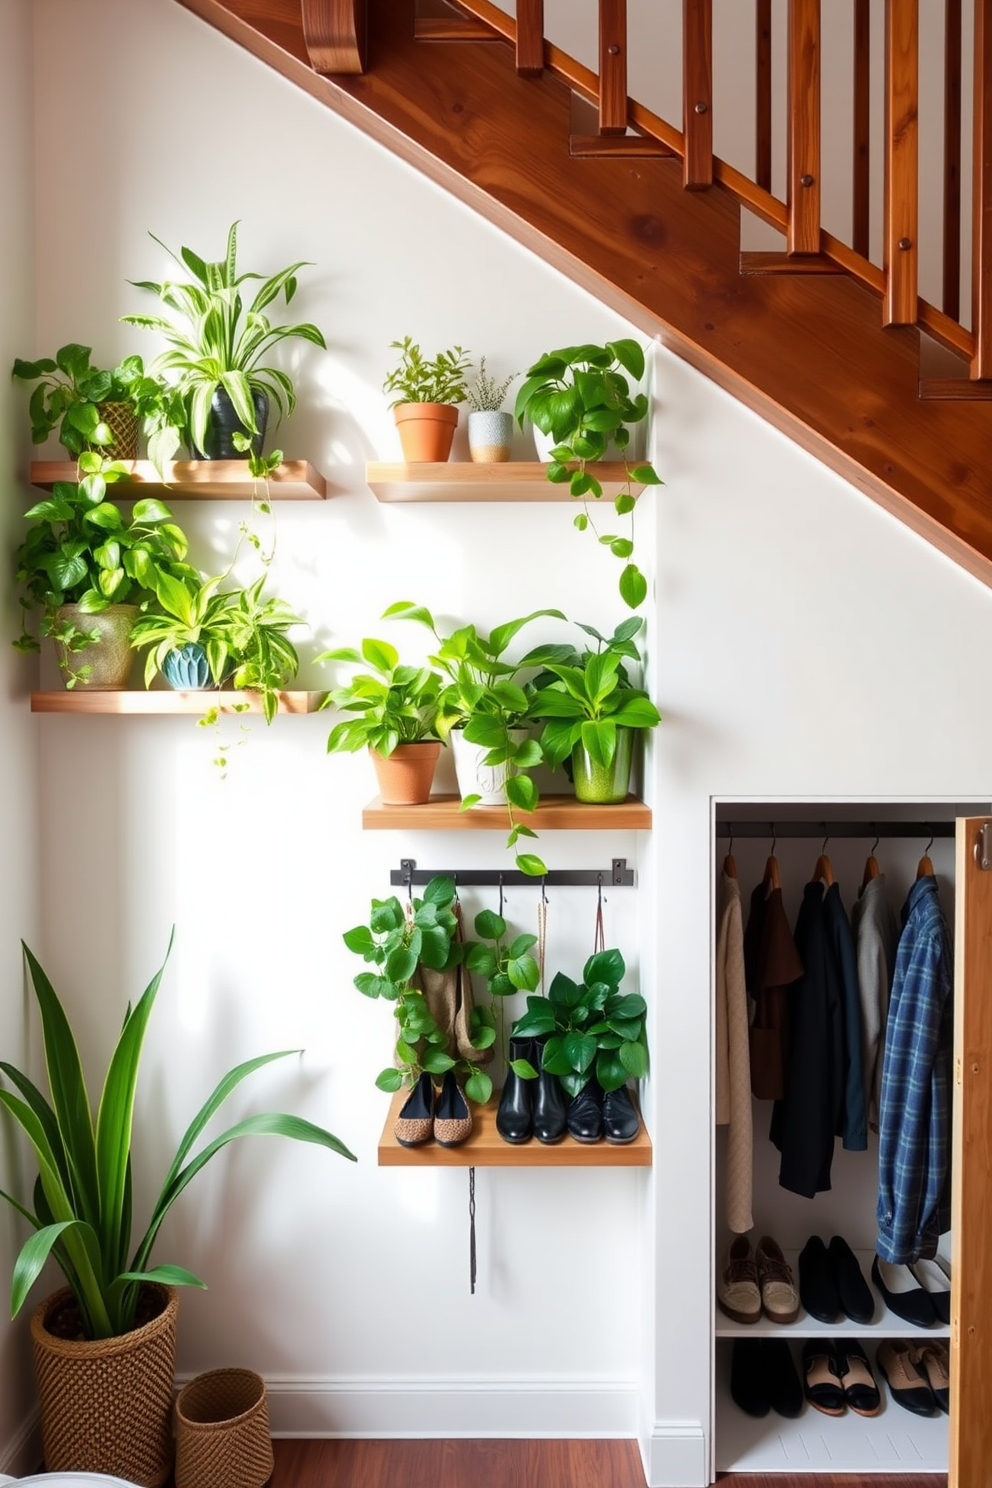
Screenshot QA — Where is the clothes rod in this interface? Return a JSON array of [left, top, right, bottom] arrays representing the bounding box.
[[390, 857, 635, 888], [715, 821, 956, 839]]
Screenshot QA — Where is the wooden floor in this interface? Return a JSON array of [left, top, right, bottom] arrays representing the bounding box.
[[266, 1438, 947, 1488]]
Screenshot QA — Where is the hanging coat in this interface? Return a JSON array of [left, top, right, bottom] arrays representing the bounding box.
[[851, 874, 898, 1132], [821, 882, 867, 1151], [715, 870, 753, 1234], [743, 881, 804, 1101]]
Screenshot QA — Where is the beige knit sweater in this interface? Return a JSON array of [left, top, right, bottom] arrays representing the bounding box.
[[716, 870, 753, 1234]]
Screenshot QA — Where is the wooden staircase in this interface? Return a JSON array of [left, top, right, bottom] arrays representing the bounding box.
[[176, 0, 992, 587]]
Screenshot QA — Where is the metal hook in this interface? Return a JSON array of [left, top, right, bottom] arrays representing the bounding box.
[[870, 825, 880, 856], [769, 823, 777, 855], [403, 858, 414, 905], [727, 825, 734, 856], [923, 827, 935, 856], [541, 875, 548, 906], [821, 824, 830, 855], [498, 872, 505, 918]]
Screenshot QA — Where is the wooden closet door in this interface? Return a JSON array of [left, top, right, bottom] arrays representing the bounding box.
[[951, 818, 992, 1487]]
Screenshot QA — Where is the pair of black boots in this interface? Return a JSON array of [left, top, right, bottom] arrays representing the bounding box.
[[495, 1036, 640, 1145]]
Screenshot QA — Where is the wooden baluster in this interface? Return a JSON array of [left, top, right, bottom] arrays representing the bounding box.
[[973, 0, 992, 374], [756, 0, 772, 191], [683, 0, 713, 188], [599, 0, 627, 135], [788, 0, 821, 255], [944, 0, 962, 320], [853, 0, 871, 257], [516, 0, 544, 77], [301, 0, 366, 73], [883, 0, 919, 326]]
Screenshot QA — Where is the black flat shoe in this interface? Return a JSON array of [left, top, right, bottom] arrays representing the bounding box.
[[798, 1235, 841, 1323], [836, 1339, 881, 1416], [801, 1339, 845, 1416], [909, 1257, 951, 1326], [763, 1338, 803, 1418], [730, 1337, 769, 1418], [872, 1254, 938, 1329], [566, 1081, 603, 1142], [829, 1235, 875, 1324], [602, 1084, 640, 1143]]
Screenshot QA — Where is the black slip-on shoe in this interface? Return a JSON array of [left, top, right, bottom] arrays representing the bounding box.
[[798, 1235, 841, 1323], [730, 1337, 770, 1418], [836, 1338, 881, 1416], [801, 1339, 846, 1416], [829, 1235, 875, 1324], [566, 1081, 604, 1142], [763, 1338, 804, 1418], [872, 1255, 938, 1329]]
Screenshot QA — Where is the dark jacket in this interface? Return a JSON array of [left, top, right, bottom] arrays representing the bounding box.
[[821, 882, 868, 1151], [743, 882, 804, 1100]]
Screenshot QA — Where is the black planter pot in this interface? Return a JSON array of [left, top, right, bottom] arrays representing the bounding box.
[[190, 386, 268, 461]]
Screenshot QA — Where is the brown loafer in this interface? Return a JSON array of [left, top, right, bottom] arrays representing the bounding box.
[[755, 1235, 799, 1323], [717, 1236, 761, 1324]]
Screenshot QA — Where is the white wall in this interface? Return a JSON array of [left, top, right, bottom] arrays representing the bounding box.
[[14, 3, 992, 1487], [0, 0, 43, 1471]]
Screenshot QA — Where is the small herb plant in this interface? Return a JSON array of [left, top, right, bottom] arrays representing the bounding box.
[[318, 637, 443, 757], [382, 338, 472, 407], [343, 876, 495, 1103], [510, 947, 649, 1097], [514, 338, 663, 610], [465, 357, 517, 413]]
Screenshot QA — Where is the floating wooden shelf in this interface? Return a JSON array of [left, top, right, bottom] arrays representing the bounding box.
[[378, 1089, 651, 1167], [30, 690, 326, 715], [361, 793, 652, 830], [365, 461, 644, 502], [30, 459, 327, 500]]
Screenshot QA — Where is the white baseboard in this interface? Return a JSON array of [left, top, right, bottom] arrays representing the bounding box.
[[0, 1409, 40, 1479], [173, 1374, 640, 1439], [639, 1420, 706, 1488]]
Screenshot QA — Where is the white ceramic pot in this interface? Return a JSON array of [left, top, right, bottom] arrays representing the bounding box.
[[468, 409, 513, 463], [450, 727, 527, 805], [531, 421, 647, 463]]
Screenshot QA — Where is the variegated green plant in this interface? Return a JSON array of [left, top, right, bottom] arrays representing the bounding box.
[[0, 933, 355, 1340]]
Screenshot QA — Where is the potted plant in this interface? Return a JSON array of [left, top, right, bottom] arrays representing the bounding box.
[[465, 357, 517, 463], [529, 617, 661, 803], [13, 453, 196, 689], [383, 600, 572, 873], [13, 344, 150, 460], [343, 876, 496, 1144], [121, 220, 326, 460], [0, 932, 354, 1484], [319, 636, 444, 804], [382, 336, 472, 463], [514, 338, 663, 610]]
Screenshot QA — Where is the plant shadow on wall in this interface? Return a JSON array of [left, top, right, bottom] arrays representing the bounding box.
[[515, 338, 663, 609], [0, 930, 354, 1483]]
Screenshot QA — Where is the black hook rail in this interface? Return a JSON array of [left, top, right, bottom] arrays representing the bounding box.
[[714, 821, 956, 839], [390, 857, 636, 888]]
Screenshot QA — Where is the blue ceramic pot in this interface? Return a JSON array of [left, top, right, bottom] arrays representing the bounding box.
[[162, 643, 212, 690]]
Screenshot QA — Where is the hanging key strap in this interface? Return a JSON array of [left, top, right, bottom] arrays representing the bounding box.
[[594, 875, 606, 955]]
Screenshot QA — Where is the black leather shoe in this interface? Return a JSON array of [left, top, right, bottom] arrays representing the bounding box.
[[763, 1338, 803, 1418], [798, 1235, 841, 1323], [730, 1337, 769, 1418], [496, 1036, 536, 1144], [602, 1084, 640, 1144], [531, 1040, 568, 1144], [836, 1339, 881, 1416], [566, 1081, 603, 1142], [872, 1255, 938, 1329], [801, 1339, 845, 1416], [829, 1235, 875, 1324]]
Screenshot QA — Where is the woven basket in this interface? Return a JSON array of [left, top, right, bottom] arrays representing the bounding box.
[[175, 1367, 273, 1488], [30, 1283, 178, 1487], [94, 401, 139, 461]]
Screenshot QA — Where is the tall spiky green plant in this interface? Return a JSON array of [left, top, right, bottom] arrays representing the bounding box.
[[0, 932, 355, 1339]]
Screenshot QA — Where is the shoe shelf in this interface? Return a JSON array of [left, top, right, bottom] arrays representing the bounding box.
[[715, 1250, 951, 1340], [30, 459, 328, 500], [30, 690, 327, 715], [714, 1344, 949, 1474], [362, 794, 652, 831], [377, 1090, 652, 1167], [365, 462, 645, 503]]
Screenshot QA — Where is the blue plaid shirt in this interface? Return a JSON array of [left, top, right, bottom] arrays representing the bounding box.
[[875, 875, 953, 1264]]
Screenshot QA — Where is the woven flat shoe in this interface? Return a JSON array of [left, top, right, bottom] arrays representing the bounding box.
[[914, 1342, 950, 1413], [434, 1071, 472, 1147], [876, 1338, 938, 1417], [717, 1236, 761, 1325], [394, 1071, 435, 1147], [755, 1235, 799, 1323]]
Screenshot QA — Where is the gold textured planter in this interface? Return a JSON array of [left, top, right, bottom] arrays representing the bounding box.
[[30, 1284, 179, 1487], [53, 603, 138, 689]]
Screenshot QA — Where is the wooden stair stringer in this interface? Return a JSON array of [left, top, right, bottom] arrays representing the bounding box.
[[176, 0, 992, 589]]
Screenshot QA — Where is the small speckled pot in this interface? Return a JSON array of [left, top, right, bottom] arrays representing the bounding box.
[[468, 409, 513, 463]]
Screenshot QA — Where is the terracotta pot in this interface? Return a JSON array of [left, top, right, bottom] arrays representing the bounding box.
[[53, 603, 138, 689], [370, 741, 441, 804], [393, 403, 459, 462], [30, 1283, 179, 1487]]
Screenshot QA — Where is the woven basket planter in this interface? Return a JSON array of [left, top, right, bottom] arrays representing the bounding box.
[[30, 1283, 178, 1487], [95, 401, 139, 461], [175, 1367, 273, 1488]]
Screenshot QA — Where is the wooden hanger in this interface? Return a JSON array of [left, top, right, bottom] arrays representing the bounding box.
[[762, 826, 780, 891], [811, 830, 834, 886], [917, 830, 935, 880], [862, 830, 880, 889]]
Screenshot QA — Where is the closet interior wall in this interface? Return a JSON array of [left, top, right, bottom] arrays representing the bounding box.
[[709, 801, 985, 1479]]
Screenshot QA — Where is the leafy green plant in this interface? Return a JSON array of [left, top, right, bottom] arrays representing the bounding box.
[[514, 338, 663, 610], [510, 947, 649, 1096], [0, 932, 355, 1341], [383, 601, 572, 875], [382, 338, 472, 407], [13, 346, 147, 457], [122, 221, 326, 457], [318, 637, 443, 756], [530, 622, 661, 775], [465, 357, 517, 413], [343, 877, 494, 1103], [463, 907, 540, 1060]]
